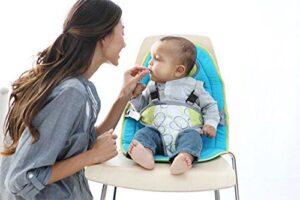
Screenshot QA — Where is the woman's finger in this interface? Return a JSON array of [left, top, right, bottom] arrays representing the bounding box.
[[131, 83, 145, 98], [129, 66, 149, 76], [103, 129, 114, 135], [132, 69, 150, 82]]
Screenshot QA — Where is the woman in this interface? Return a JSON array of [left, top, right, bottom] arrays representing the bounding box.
[[0, 0, 149, 199]]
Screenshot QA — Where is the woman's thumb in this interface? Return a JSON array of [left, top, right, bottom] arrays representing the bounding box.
[[133, 69, 149, 82], [101, 129, 114, 137]]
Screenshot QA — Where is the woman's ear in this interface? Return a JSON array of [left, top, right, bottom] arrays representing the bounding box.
[[174, 65, 186, 78], [98, 38, 105, 47]]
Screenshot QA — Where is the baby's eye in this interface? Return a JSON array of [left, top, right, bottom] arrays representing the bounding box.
[[153, 55, 160, 61]]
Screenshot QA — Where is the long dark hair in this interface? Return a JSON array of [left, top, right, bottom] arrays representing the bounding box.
[[2, 0, 122, 155]]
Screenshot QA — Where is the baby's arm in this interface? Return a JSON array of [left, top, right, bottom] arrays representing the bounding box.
[[197, 83, 220, 137], [130, 84, 150, 112]]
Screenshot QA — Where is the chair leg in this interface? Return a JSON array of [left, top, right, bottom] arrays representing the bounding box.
[[227, 152, 240, 200], [214, 190, 220, 200], [100, 184, 108, 200], [113, 187, 117, 200]]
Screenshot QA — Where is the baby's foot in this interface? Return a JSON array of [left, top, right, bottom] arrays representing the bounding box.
[[170, 153, 193, 175], [128, 140, 155, 170]]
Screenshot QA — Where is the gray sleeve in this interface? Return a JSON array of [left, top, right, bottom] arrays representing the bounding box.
[[196, 83, 220, 129], [88, 126, 97, 149], [130, 87, 150, 112], [4, 88, 86, 199]]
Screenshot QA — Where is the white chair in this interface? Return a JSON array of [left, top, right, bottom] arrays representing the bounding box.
[[85, 35, 240, 200]]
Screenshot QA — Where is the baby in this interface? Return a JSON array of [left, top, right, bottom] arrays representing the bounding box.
[[128, 36, 220, 175]]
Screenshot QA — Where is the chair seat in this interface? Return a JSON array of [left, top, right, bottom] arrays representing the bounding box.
[[85, 153, 236, 192]]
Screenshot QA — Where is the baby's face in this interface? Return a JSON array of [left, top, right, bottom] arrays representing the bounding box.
[[148, 41, 180, 83]]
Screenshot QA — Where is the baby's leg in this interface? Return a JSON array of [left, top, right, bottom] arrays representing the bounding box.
[[170, 153, 194, 175], [170, 129, 203, 175], [128, 140, 155, 170]]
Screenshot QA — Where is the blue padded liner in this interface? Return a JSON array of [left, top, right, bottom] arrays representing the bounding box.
[[121, 44, 228, 162]]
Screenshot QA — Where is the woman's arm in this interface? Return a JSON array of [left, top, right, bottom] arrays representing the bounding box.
[[96, 66, 149, 136], [96, 94, 129, 135], [50, 66, 150, 182], [48, 149, 92, 184], [48, 130, 117, 184]]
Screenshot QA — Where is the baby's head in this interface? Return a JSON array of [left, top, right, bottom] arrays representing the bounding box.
[[149, 36, 196, 83]]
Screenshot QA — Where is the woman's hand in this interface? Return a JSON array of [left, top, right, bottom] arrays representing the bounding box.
[[95, 66, 149, 136], [131, 83, 146, 99], [120, 66, 150, 101], [88, 129, 118, 165]]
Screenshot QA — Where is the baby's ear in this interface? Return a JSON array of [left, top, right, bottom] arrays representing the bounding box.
[[175, 65, 186, 77]]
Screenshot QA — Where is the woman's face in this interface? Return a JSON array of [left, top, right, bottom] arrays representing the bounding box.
[[101, 20, 126, 66]]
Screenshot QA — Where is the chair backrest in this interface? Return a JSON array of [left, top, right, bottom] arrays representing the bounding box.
[[121, 35, 229, 162], [0, 87, 9, 151]]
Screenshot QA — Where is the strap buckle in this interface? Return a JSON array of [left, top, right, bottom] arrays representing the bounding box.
[[125, 109, 141, 121], [186, 90, 198, 104]]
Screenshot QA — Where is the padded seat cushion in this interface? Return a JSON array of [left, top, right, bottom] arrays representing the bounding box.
[[121, 40, 229, 162]]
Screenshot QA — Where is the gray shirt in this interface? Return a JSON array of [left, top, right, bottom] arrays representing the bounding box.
[[0, 75, 100, 200], [131, 77, 220, 129]]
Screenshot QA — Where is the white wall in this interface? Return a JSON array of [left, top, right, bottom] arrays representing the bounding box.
[[0, 87, 9, 150], [0, 0, 299, 199]]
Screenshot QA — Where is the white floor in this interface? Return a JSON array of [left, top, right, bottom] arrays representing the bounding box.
[[88, 177, 299, 200]]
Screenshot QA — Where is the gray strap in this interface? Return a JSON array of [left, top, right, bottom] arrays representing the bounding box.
[[148, 82, 160, 101], [186, 82, 200, 105], [219, 109, 226, 125]]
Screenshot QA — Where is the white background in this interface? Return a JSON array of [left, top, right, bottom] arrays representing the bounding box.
[[1, 0, 300, 199]]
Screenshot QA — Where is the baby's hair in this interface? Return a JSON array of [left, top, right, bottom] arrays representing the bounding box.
[[160, 36, 197, 75]]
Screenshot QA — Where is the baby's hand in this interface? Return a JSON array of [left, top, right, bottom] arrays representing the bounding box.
[[202, 124, 216, 138], [131, 83, 145, 99]]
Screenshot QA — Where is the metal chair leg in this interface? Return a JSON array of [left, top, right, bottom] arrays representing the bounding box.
[[214, 190, 220, 200], [113, 187, 117, 200], [100, 184, 108, 200], [227, 152, 240, 200]]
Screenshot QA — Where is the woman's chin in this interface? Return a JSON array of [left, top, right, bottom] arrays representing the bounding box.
[[106, 60, 118, 66]]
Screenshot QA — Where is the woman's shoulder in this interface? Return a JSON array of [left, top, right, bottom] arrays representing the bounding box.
[[51, 77, 87, 99]]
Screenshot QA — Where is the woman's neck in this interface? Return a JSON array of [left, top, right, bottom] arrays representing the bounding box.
[[83, 56, 105, 79]]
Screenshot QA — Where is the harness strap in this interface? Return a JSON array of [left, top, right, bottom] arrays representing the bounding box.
[[219, 109, 226, 125], [186, 81, 202, 105], [186, 90, 198, 104], [148, 82, 160, 101]]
